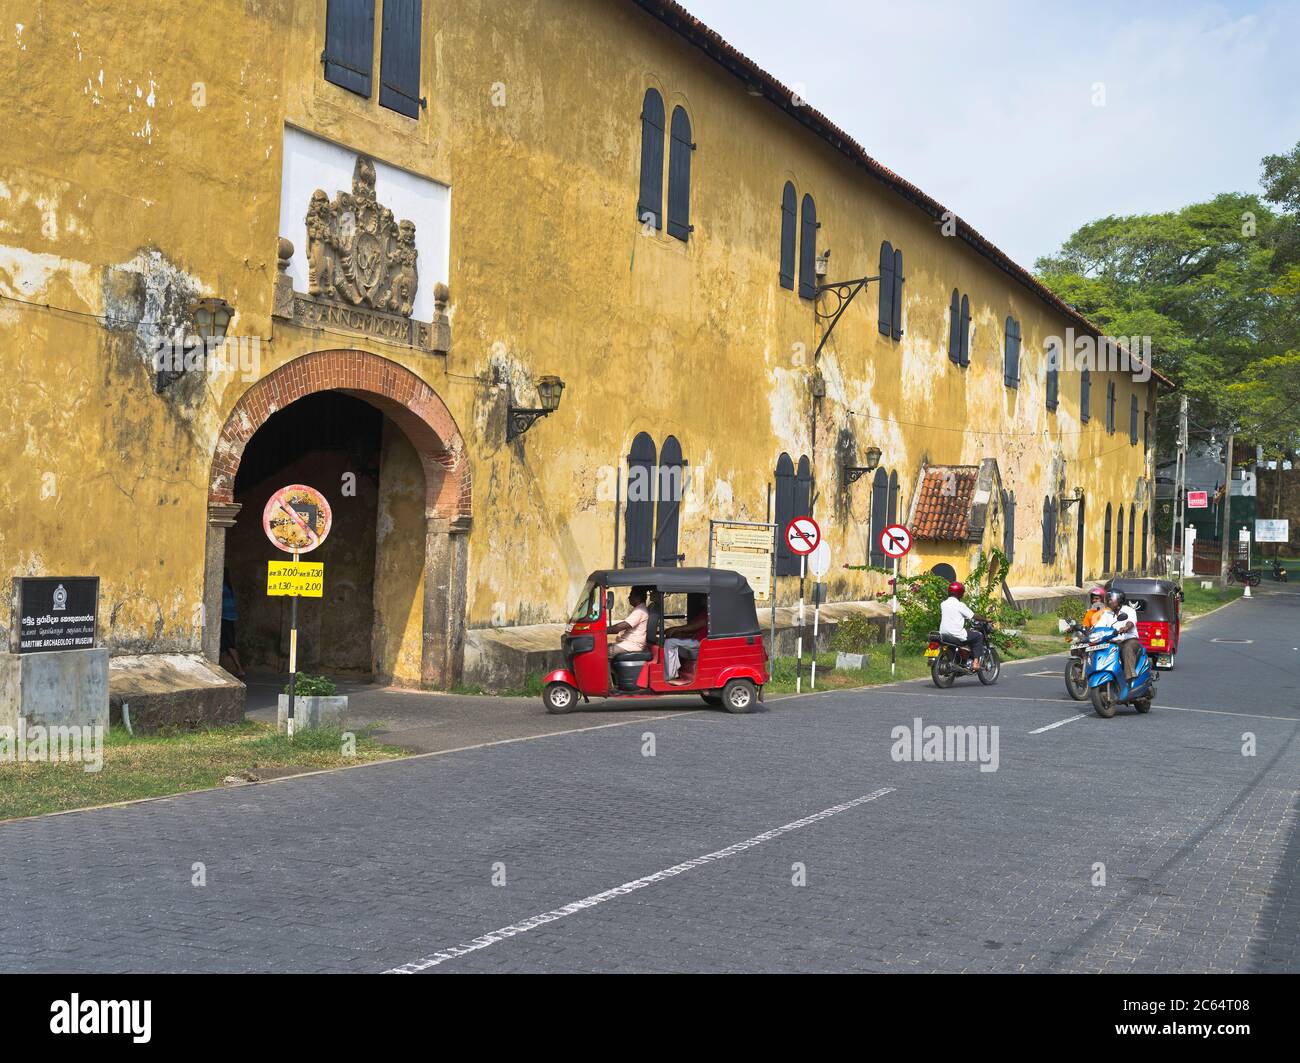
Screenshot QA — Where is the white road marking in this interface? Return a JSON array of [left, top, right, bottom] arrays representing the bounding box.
[[384, 787, 896, 974], [1028, 713, 1090, 734]]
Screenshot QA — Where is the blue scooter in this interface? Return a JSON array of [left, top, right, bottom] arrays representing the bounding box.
[[1084, 625, 1156, 718]]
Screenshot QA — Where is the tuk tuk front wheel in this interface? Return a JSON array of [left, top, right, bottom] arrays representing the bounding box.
[[543, 682, 578, 714], [1090, 682, 1117, 718], [722, 679, 756, 714]]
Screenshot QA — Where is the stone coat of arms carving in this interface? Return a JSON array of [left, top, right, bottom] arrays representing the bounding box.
[[306, 156, 418, 318]]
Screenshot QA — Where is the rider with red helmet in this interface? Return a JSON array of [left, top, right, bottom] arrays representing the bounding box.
[[1082, 586, 1106, 628], [940, 580, 986, 667]]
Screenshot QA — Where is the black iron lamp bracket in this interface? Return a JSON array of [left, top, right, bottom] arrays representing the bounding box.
[[813, 275, 878, 361], [506, 406, 555, 442]]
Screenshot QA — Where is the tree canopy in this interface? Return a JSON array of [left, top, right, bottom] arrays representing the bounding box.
[[1035, 142, 1300, 457]]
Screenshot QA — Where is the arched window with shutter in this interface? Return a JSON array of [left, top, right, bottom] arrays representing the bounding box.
[[779, 182, 796, 291], [1130, 394, 1139, 445], [774, 453, 797, 576], [1046, 342, 1059, 411], [795, 456, 813, 521], [1107, 380, 1117, 434], [1128, 506, 1136, 571], [878, 242, 894, 337], [624, 433, 656, 567], [948, 290, 961, 364], [888, 470, 899, 526], [1003, 317, 1021, 388], [1002, 489, 1016, 562], [1081, 368, 1091, 423], [798, 194, 819, 299], [1103, 503, 1112, 574], [637, 89, 665, 230], [666, 106, 694, 242], [1141, 511, 1149, 571], [959, 295, 971, 366], [1041, 496, 1056, 564], [1115, 505, 1125, 573], [654, 436, 685, 567], [870, 468, 889, 566]]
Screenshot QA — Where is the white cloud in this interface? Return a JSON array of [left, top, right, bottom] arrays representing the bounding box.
[[680, 0, 1300, 266]]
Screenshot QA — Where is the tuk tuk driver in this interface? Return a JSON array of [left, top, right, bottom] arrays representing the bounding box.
[[1099, 589, 1141, 681], [607, 586, 652, 657]]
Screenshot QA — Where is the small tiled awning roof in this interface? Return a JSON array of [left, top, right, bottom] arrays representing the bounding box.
[[911, 466, 979, 541]]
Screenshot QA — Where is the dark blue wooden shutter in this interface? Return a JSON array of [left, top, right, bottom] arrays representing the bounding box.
[[779, 183, 796, 290], [379, 0, 422, 117], [948, 290, 960, 364], [1141, 511, 1148, 570], [653, 436, 684, 567], [1115, 506, 1125, 573], [878, 242, 894, 336], [959, 295, 971, 366], [1046, 343, 1058, 410], [1004, 317, 1020, 387], [1002, 490, 1015, 561], [1107, 381, 1116, 433], [870, 469, 889, 566], [624, 433, 656, 567], [774, 453, 796, 576], [1128, 507, 1136, 570], [1144, 410, 1150, 450], [888, 470, 899, 526], [637, 90, 665, 230], [798, 194, 819, 299], [666, 106, 694, 242], [1130, 395, 1138, 445], [1103, 503, 1112, 574], [794, 456, 813, 520], [1080, 368, 1091, 423], [324, 0, 376, 98], [891, 249, 904, 339]]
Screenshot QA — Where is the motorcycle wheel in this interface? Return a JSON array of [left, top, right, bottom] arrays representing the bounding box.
[[977, 648, 1001, 685], [931, 658, 955, 689], [1064, 657, 1088, 701], [1248, 573, 1262, 587], [1134, 696, 1153, 713], [1090, 681, 1118, 718]]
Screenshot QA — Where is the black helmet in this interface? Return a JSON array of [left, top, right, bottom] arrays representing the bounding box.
[[1105, 589, 1126, 610]]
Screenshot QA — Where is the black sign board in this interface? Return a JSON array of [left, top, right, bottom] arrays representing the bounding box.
[[14, 577, 99, 654]]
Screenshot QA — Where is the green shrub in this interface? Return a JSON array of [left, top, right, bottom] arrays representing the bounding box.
[[1054, 595, 1086, 622], [829, 612, 880, 654], [283, 674, 338, 697]]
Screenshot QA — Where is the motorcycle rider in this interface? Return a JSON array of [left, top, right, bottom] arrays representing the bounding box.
[[939, 581, 986, 669], [1098, 588, 1141, 681], [1082, 586, 1106, 628]]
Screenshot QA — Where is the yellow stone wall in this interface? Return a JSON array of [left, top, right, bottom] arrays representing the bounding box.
[[0, 0, 1156, 678]]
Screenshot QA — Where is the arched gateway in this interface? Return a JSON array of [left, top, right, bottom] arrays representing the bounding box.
[[202, 349, 471, 689]]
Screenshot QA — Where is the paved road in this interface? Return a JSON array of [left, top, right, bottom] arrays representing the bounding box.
[[2, 588, 1297, 973]]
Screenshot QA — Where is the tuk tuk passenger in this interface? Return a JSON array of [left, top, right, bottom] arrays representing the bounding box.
[[664, 593, 708, 683]]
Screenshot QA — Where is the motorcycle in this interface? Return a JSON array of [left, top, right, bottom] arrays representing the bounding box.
[[1271, 559, 1289, 583], [925, 618, 1000, 688], [1063, 620, 1090, 701], [1084, 624, 1156, 718], [1227, 561, 1262, 587]]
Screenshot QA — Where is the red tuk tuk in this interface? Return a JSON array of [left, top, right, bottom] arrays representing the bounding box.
[[543, 568, 769, 714], [1107, 578, 1182, 669]]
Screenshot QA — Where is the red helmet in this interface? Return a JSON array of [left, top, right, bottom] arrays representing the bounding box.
[[948, 581, 965, 599], [1089, 586, 1105, 602]]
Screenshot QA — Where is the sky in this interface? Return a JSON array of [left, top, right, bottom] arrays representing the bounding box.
[[680, 0, 1300, 269]]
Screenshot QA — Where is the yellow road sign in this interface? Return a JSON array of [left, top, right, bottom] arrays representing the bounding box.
[[267, 561, 324, 598]]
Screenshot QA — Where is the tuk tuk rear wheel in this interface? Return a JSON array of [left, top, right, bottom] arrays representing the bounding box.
[[722, 679, 756, 714], [1090, 682, 1117, 718], [543, 682, 578, 714]]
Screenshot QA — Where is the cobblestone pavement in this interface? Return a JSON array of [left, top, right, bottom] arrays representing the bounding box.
[[1, 588, 1296, 973]]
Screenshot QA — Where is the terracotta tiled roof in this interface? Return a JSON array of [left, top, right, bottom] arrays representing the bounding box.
[[630, 0, 1172, 389], [911, 466, 979, 541]]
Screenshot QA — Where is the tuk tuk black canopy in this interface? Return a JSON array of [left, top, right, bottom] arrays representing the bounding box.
[[1107, 578, 1180, 621], [587, 567, 761, 639]]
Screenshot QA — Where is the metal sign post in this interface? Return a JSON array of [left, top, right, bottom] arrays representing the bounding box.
[[808, 541, 832, 690], [797, 555, 806, 694], [878, 524, 913, 679], [783, 518, 821, 695]]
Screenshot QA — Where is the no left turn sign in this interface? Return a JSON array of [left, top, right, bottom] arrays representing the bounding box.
[[879, 523, 912, 559], [784, 516, 821, 556]]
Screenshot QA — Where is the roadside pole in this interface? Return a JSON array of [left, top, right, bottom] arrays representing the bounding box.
[[797, 554, 806, 694], [1170, 393, 1187, 585], [287, 551, 298, 739], [1218, 430, 1235, 587], [891, 555, 898, 678]]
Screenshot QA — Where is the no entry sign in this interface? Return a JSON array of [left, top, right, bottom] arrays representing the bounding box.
[[879, 523, 912, 559], [785, 516, 821, 556], [263, 485, 333, 554]]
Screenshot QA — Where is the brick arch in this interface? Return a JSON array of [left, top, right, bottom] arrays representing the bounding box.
[[208, 348, 471, 519]]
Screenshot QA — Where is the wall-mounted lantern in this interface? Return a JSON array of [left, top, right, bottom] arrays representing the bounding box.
[[507, 375, 565, 442], [1060, 485, 1086, 512], [192, 297, 234, 345], [843, 445, 882, 486]]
